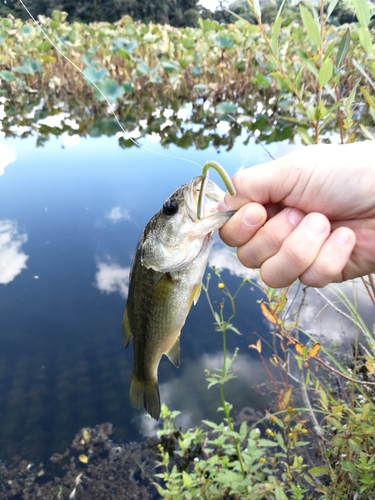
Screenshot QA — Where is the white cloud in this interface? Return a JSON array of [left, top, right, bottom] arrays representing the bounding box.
[[0, 142, 16, 175], [209, 241, 259, 281], [105, 206, 131, 224], [95, 262, 130, 299], [0, 220, 28, 284]]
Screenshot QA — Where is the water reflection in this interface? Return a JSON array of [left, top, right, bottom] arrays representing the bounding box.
[[0, 113, 373, 468], [95, 262, 130, 299], [139, 351, 269, 438], [0, 142, 16, 175], [105, 206, 131, 224], [0, 220, 28, 284]]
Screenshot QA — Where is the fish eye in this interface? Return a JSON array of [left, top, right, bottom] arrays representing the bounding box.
[[162, 199, 179, 216]]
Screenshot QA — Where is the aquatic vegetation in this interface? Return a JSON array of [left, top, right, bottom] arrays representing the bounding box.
[[1, 0, 374, 145]]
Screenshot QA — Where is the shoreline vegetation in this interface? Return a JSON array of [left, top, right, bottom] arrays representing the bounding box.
[[1, 0, 375, 498], [1, 2, 374, 146]]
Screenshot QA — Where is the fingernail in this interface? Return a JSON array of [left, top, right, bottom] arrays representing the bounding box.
[[304, 214, 327, 236], [333, 229, 351, 246], [217, 199, 227, 212], [287, 208, 304, 227], [242, 207, 263, 227]]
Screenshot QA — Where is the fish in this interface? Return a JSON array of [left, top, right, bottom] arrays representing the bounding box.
[[122, 175, 234, 420]]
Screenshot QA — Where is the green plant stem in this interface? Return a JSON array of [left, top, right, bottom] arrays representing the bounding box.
[[219, 324, 246, 478]]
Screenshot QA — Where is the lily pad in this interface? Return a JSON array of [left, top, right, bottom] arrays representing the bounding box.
[[83, 65, 107, 84], [215, 35, 234, 50], [13, 59, 43, 76], [216, 102, 238, 115], [113, 37, 138, 54], [161, 61, 181, 74], [94, 78, 125, 103], [0, 70, 15, 82]]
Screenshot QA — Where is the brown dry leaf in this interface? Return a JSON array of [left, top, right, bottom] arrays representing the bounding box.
[[260, 302, 277, 324], [308, 343, 321, 359], [295, 342, 305, 357]]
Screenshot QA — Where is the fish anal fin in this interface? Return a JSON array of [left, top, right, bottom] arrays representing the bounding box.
[[165, 336, 180, 368], [187, 283, 202, 311], [129, 374, 161, 420], [122, 306, 133, 348]]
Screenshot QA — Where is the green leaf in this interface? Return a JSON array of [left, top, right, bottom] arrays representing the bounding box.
[[361, 86, 375, 109], [297, 127, 314, 145], [161, 61, 181, 74], [252, 0, 262, 19], [318, 57, 334, 87], [136, 61, 151, 76], [215, 35, 234, 49], [309, 466, 330, 477], [216, 101, 237, 114], [299, 4, 321, 48], [335, 29, 351, 71], [182, 471, 193, 487], [0, 70, 15, 82], [275, 486, 289, 500], [84, 65, 107, 84], [94, 78, 125, 103], [352, 59, 375, 90], [112, 37, 138, 54], [21, 25, 35, 37], [258, 439, 278, 447], [358, 26, 373, 53], [271, 16, 282, 57], [351, 0, 371, 27], [342, 461, 358, 476], [239, 421, 247, 438], [326, 0, 340, 21], [182, 37, 195, 50]]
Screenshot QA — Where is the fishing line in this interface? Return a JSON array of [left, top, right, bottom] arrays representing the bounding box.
[[18, 0, 202, 168]]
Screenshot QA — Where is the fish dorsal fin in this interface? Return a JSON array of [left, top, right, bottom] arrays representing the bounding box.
[[165, 336, 180, 368], [122, 306, 133, 348]]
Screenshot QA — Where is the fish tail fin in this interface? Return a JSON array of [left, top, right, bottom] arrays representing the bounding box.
[[129, 374, 161, 421]]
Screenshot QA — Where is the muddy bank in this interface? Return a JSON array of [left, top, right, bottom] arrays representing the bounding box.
[[0, 423, 160, 499]]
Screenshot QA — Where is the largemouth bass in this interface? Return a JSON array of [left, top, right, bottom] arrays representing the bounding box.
[[122, 175, 234, 420]]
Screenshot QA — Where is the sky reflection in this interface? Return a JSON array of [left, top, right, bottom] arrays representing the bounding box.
[[0, 219, 28, 284]]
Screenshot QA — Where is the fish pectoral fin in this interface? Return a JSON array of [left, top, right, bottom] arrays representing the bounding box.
[[122, 306, 133, 348], [165, 336, 180, 368], [152, 272, 177, 303]]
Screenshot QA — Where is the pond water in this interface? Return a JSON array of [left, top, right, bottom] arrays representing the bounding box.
[[0, 119, 285, 461], [0, 117, 373, 463]]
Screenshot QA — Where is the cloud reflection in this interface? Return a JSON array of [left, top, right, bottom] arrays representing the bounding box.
[[139, 351, 269, 437], [95, 262, 130, 299], [209, 240, 258, 281], [105, 206, 131, 224], [0, 142, 16, 175], [0, 220, 28, 284]]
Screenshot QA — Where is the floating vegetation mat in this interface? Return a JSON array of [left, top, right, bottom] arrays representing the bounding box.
[[0, 423, 159, 499]]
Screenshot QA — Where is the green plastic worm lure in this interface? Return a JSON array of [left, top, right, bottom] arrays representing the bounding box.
[[197, 161, 236, 219]]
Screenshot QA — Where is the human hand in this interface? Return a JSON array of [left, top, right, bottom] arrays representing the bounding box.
[[219, 142, 375, 288]]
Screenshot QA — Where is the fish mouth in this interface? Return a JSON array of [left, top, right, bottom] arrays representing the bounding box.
[[186, 175, 234, 224]]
